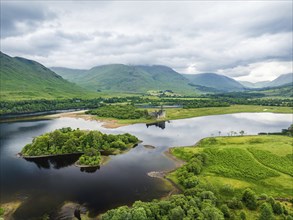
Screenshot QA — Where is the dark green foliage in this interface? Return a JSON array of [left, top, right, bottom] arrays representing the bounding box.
[[21, 128, 139, 156], [220, 204, 231, 218], [87, 105, 149, 119], [101, 193, 224, 220], [272, 202, 283, 215], [227, 197, 243, 210], [259, 203, 274, 220], [169, 206, 184, 220], [78, 148, 101, 166], [0, 98, 103, 115], [242, 189, 258, 210], [239, 211, 246, 220], [201, 203, 225, 220]]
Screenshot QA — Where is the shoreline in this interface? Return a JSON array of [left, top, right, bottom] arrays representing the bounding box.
[[147, 148, 187, 198], [43, 110, 131, 129]]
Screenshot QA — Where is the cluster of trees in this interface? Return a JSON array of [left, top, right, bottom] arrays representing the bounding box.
[[209, 96, 293, 107], [87, 105, 150, 119], [77, 148, 101, 166], [0, 99, 101, 115], [175, 153, 208, 188], [21, 127, 139, 157], [102, 191, 225, 220]]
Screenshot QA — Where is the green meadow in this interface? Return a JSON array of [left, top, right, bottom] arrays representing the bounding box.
[[169, 135, 293, 198]]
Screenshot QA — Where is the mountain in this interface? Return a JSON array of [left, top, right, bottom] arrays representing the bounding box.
[[239, 80, 270, 88], [240, 73, 292, 89], [266, 73, 292, 87], [50, 67, 87, 81], [52, 64, 202, 94], [182, 73, 245, 92], [0, 52, 88, 100], [251, 83, 293, 97]]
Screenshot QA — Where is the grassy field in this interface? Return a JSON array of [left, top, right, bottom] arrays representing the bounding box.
[[89, 105, 292, 126], [168, 135, 293, 198]]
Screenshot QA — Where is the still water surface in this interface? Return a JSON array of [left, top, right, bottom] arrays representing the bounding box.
[[0, 113, 291, 219]]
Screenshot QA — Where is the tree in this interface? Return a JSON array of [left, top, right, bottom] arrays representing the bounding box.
[[272, 202, 283, 215], [239, 211, 246, 220], [202, 205, 224, 220], [259, 203, 274, 220], [169, 206, 185, 220], [131, 207, 148, 220], [220, 204, 231, 218], [239, 130, 245, 136], [242, 189, 257, 210]]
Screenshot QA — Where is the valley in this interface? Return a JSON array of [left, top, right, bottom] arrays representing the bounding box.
[[0, 51, 292, 220]]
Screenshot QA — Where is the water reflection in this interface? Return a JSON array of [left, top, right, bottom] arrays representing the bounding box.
[[146, 121, 170, 129], [24, 154, 81, 169], [80, 166, 100, 173]]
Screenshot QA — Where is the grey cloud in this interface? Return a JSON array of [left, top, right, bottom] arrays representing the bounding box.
[[0, 2, 56, 38]]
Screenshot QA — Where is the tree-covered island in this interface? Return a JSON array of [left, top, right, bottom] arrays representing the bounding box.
[[21, 127, 140, 167]]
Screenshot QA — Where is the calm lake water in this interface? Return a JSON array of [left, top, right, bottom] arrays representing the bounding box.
[[0, 113, 292, 219]]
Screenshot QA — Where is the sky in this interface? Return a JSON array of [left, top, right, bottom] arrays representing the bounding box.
[[1, 1, 292, 82]]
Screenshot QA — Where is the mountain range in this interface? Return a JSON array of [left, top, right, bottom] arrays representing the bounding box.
[[1, 51, 291, 100], [52, 65, 249, 93], [52, 64, 200, 94]]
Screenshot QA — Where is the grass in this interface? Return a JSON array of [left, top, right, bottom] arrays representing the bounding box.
[[169, 135, 293, 198]]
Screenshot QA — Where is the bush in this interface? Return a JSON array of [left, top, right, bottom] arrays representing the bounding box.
[[220, 204, 231, 218], [259, 203, 274, 220], [242, 189, 258, 210], [228, 197, 243, 210], [239, 211, 246, 220], [272, 202, 283, 215]]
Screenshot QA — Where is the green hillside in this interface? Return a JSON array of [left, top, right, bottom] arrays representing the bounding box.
[[249, 83, 293, 97], [182, 73, 245, 92], [53, 64, 202, 94], [0, 52, 90, 100]]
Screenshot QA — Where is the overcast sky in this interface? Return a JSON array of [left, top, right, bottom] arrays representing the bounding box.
[[1, 1, 292, 82]]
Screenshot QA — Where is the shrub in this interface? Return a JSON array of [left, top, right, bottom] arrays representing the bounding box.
[[259, 203, 274, 220], [242, 189, 258, 210]]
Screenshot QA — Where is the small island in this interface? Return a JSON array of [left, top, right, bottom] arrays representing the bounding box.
[[20, 127, 140, 167]]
